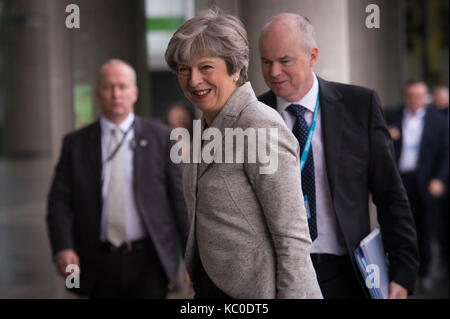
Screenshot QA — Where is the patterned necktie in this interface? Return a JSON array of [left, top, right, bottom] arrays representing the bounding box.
[[105, 127, 126, 247], [286, 104, 317, 241]]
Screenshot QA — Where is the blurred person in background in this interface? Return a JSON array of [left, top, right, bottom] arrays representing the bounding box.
[[432, 85, 449, 119], [47, 59, 189, 298], [385, 80, 449, 291], [166, 100, 195, 137]]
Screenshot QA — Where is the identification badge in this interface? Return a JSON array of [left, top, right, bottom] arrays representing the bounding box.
[[304, 195, 311, 220]]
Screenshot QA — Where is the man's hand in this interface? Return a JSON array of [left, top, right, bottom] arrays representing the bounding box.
[[184, 267, 195, 297], [55, 249, 80, 278], [389, 281, 408, 299], [388, 125, 401, 141], [428, 179, 445, 198]]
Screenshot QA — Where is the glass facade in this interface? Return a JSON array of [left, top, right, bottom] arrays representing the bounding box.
[[145, 0, 195, 121]]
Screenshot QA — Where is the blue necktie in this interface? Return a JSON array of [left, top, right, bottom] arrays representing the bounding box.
[[286, 104, 317, 241]]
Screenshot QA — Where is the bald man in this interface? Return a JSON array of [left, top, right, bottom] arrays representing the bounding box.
[[47, 59, 189, 298], [258, 13, 419, 299]]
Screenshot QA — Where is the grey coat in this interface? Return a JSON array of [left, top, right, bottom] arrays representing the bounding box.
[[183, 82, 322, 299]]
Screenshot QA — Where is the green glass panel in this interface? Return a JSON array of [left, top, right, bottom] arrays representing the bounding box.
[[146, 17, 184, 31], [74, 84, 93, 129]]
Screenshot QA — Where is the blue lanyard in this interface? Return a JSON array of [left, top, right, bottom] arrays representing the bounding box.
[[277, 90, 320, 172], [299, 92, 319, 172]]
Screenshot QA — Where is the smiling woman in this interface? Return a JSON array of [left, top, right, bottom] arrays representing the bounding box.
[[164, 8, 322, 299], [175, 56, 239, 124], [165, 8, 248, 125]]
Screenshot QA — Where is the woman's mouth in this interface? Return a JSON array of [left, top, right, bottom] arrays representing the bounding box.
[[193, 89, 212, 99]]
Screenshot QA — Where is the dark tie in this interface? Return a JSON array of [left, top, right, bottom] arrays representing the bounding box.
[[286, 104, 317, 241]]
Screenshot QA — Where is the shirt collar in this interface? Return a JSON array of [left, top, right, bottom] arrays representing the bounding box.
[[404, 107, 426, 119], [100, 112, 135, 135], [277, 72, 318, 114]]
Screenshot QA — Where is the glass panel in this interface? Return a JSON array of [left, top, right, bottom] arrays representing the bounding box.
[[145, 0, 194, 70]]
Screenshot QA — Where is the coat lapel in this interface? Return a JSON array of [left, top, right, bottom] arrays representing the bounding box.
[[318, 77, 345, 200], [133, 116, 155, 193], [184, 119, 200, 222], [197, 82, 257, 180], [196, 118, 210, 179], [418, 107, 431, 163]]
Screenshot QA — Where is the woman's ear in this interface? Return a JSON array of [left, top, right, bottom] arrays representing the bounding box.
[[232, 70, 241, 83]]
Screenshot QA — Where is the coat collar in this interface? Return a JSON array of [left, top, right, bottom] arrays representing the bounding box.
[[208, 82, 257, 133], [316, 77, 345, 200], [260, 77, 345, 200], [196, 82, 257, 179]]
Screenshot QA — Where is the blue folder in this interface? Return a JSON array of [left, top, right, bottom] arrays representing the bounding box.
[[353, 228, 390, 299]]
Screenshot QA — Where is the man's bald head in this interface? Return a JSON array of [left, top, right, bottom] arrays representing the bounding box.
[[98, 59, 137, 88], [260, 13, 317, 54], [258, 12, 318, 102]]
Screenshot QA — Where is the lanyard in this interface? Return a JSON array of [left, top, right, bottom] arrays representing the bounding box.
[[277, 90, 320, 172], [299, 91, 319, 172], [105, 119, 135, 163]]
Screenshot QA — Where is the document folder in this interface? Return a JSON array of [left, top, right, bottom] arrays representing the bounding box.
[[353, 228, 389, 299]]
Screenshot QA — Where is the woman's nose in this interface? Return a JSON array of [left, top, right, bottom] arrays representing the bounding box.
[[189, 68, 202, 87]]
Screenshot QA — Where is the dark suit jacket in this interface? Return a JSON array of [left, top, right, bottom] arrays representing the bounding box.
[[258, 77, 419, 294], [384, 106, 449, 202], [47, 116, 189, 296]]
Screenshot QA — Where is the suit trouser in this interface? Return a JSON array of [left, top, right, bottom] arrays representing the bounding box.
[[89, 238, 168, 299], [401, 172, 433, 278], [312, 254, 367, 299]]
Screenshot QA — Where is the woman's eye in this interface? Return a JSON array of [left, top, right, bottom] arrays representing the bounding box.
[[201, 65, 213, 70], [178, 67, 189, 74]]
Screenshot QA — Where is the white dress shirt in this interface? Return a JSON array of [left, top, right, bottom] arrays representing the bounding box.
[[276, 73, 347, 255], [100, 113, 147, 242], [398, 108, 426, 174]]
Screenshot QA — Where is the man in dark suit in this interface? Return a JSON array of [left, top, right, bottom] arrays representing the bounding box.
[[47, 59, 189, 298], [258, 13, 419, 299], [385, 81, 449, 291]]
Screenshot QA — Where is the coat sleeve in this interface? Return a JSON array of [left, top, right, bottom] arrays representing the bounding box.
[[367, 91, 419, 293], [47, 134, 76, 258], [243, 113, 322, 299]]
